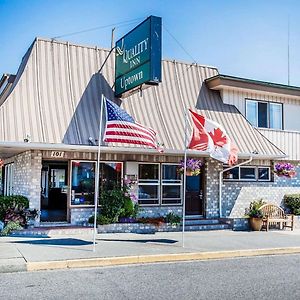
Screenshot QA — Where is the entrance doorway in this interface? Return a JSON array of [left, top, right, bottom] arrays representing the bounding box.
[[40, 161, 68, 222], [185, 174, 204, 215]]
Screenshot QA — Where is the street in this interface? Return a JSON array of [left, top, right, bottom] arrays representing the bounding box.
[[1, 254, 300, 300]]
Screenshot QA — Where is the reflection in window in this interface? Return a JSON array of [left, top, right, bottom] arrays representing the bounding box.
[[71, 161, 95, 205], [223, 165, 271, 182], [162, 164, 182, 205], [246, 99, 282, 129], [99, 162, 122, 192], [223, 167, 239, 180], [258, 167, 270, 181], [138, 164, 159, 205], [240, 167, 256, 180]]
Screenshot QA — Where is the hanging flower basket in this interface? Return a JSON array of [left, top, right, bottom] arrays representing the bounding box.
[[274, 162, 296, 178], [177, 158, 202, 176]]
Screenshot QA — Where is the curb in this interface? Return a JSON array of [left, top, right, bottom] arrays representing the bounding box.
[[26, 247, 300, 272]]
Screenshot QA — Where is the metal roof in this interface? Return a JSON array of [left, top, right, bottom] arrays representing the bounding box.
[[0, 38, 285, 158]]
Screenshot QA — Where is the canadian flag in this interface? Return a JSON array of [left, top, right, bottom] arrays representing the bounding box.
[[188, 110, 238, 165]]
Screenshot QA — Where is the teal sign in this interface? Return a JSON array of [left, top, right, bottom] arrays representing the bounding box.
[[115, 16, 162, 97]]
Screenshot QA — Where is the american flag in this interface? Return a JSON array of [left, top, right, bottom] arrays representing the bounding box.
[[103, 97, 158, 149]]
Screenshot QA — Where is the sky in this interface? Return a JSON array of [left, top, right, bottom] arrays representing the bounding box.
[[1, 0, 300, 86]]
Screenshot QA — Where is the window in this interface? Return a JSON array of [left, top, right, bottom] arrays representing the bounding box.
[[71, 161, 95, 205], [240, 167, 256, 180], [223, 166, 270, 182], [258, 167, 270, 181], [4, 163, 14, 196], [161, 164, 182, 205], [99, 162, 122, 192], [138, 164, 159, 205], [71, 161, 123, 206], [246, 99, 283, 129]]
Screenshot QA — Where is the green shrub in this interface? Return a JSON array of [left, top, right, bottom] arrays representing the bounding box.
[[165, 212, 181, 225], [245, 199, 266, 218], [122, 198, 134, 218], [284, 194, 300, 215], [1, 221, 23, 236], [0, 195, 29, 221], [88, 214, 112, 225]]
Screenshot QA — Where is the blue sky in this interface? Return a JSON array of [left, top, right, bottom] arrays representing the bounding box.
[[1, 0, 300, 85]]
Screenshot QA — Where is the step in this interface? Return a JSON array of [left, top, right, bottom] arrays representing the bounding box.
[[185, 215, 203, 220], [181, 223, 232, 231], [182, 219, 220, 226]]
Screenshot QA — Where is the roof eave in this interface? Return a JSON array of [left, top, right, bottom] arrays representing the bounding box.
[[205, 75, 300, 98]]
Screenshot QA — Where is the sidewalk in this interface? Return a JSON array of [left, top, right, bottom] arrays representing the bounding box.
[[1, 229, 300, 273]]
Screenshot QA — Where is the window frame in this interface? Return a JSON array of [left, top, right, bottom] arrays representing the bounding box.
[[138, 162, 160, 206], [245, 98, 283, 130], [70, 160, 123, 207], [4, 163, 14, 196], [161, 163, 182, 206], [223, 165, 271, 182]]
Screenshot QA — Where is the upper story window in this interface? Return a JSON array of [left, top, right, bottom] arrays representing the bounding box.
[[246, 99, 283, 130]]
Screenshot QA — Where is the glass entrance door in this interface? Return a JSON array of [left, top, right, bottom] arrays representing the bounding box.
[[40, 162, 68, 222], [185, 175, 204, 215]]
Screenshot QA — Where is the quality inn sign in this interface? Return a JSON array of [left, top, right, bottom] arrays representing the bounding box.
[[115, 16, 162, 98]]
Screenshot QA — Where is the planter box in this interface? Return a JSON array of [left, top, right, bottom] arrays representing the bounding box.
[[97, 223, 180, 234]]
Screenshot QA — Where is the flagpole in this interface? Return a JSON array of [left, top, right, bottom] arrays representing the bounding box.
[[93, 94, 104, 252], [182, 109, 188, 248]]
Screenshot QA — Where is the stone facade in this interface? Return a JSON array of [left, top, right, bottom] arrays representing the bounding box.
[[224, 162, 300, 219], [138, 206, 183, 218], [5, 149, 300, 230], [204, 158, 222, 218], [97, 223, 180, 234], [70, 208, 96, 225], [12, 150, 42, 224]]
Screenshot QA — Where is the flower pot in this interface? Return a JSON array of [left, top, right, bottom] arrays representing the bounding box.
[[186, 170, 193, 176], [249, 217, 263, 231]]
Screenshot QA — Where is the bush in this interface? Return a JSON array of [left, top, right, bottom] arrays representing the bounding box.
[[284, 194, 300, 215], [0, 195, 29, 222], [0, 221, 23, 236], [88, 214, 112, 225], [165, 212, 181, 225]]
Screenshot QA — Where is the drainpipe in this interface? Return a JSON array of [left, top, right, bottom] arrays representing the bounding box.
[[219, 156, 253, 218]]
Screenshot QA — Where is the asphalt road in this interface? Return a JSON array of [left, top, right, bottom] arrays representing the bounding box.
[[1, 254, 300, 300]]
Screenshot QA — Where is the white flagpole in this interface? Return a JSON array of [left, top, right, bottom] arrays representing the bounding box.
[[182, 109, 188, 248], [93, 94, 105, 252]]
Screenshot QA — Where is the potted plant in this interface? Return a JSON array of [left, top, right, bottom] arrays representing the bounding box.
[[177, 158, 202, 176], [274, 162, 296, 178], [245, 199, 266, 231]]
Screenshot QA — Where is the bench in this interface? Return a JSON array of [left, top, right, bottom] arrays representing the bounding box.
[[259, 204, 294, 231]]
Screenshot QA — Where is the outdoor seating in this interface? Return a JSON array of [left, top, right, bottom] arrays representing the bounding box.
[[259, 203, 294, 231]]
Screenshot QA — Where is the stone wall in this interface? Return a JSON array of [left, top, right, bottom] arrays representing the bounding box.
[[12, 150, 42, 221], [204, 158, 222, 218], [224, 162, 300, 218], [70, 207, 96, 225], [138, 206, 183, 218], [70, 206, 183, 225]]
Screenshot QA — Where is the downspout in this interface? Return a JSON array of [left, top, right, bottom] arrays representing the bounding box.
[[219, 156, 253, 218]]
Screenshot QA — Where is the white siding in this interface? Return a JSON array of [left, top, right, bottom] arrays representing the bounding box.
[[258, 128, 300, 160], [222, 88, 300, 131]]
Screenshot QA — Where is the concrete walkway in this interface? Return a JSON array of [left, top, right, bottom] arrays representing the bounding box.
[[1, 229, 300, 273]]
